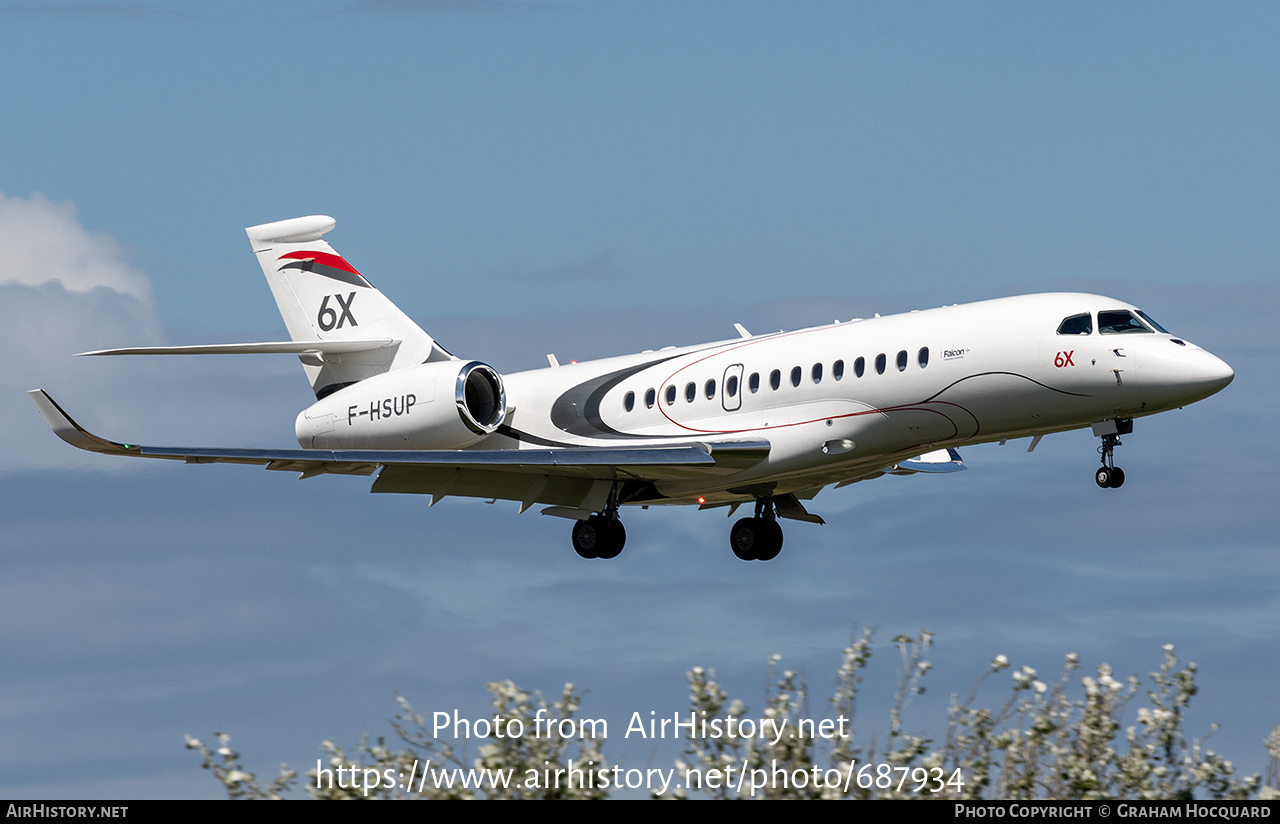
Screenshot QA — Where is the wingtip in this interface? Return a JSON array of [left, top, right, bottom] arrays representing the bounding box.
[[27, 389, 128, 454]]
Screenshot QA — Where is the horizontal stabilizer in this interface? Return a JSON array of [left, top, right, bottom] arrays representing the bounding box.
[[78, 340, 397, 357]]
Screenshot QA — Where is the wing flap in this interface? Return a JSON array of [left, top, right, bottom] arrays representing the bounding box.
[[773, 493, 826, 525], [371, 465, 600, 506]]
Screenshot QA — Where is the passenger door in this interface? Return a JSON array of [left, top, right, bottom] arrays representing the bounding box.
[[722, 363, 744, 412]]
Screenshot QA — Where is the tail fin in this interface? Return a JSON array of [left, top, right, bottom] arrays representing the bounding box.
[[245, 216, 452, 399]]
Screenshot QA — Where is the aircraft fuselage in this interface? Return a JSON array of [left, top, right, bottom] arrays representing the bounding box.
[[296, 292, 1232, 506], [37, 215, 1233, 561]]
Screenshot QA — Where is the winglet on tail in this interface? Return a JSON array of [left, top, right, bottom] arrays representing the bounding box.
[[27, 389, 130, 454]]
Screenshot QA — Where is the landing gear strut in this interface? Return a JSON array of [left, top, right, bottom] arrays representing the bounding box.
[[1092, 419, 1132, 489], [571, 485, 626, 559], [729, 497, 784, 561]]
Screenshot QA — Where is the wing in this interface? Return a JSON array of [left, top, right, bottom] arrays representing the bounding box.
[[28, 389, 770, 513]]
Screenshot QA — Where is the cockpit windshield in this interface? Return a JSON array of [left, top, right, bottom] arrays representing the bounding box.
[[1135, 310, 1170, 334], [1056, 313, 1093, 335], [1099, 310, 1158, 335]]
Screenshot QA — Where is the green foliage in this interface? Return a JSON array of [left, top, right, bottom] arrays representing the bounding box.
[[189, 633, 1279, 800]]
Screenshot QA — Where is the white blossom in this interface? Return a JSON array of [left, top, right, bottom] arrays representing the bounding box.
[[186, 635, 1265, 801]]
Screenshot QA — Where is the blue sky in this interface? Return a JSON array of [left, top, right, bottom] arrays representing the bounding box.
[[1, 0, 1277, 798]]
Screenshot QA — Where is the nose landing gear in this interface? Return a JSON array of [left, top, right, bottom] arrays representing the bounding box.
[[730, 497, 784, 561], [1092, 418, 1132, 489]]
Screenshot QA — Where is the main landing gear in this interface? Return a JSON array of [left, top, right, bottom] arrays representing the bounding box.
[[571, 485, 625, 559], [571, 515, 625, 559], [1092, 418, 1132, 489], [730, 498, 784, 562], [567, 489, 794, 562]]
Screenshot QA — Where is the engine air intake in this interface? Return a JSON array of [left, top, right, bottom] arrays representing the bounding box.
[[456, 361, 506, 434]]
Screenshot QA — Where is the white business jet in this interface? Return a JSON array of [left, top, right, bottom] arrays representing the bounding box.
[[29, 215, 1234, 561]]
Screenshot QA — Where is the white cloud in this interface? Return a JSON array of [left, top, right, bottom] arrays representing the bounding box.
[[0, 192, 151, 302], [0, 194, 165, 471], [0, 193, 322, 473]]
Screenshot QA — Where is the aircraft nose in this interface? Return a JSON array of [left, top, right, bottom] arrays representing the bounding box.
[[1197, 351, 1234, 395], [1172, 348, 1233, 396], [1137, 342, 1233, 408]]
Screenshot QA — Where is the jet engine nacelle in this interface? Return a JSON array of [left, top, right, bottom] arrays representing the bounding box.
[[296, 360, 507, 450]]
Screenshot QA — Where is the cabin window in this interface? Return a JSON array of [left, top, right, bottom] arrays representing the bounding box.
[[790, 366, 802, 387], [812, 363, 823, 384], [1057, 313, 1093, 336], [875, 353, 886, 375], [726, 375, 739, 397], [645, 388, 656, 409], [705, 378, 716, 399], [833, 359, 844, 381], [918, 347, 929, 368], [854, 357, 865, 378], [665, 385, 676, 406], [685, 382, 696, 402], [749, 372, 760, 393], [770, 370, 781, 390], [624, 391, 635, 412], [896, 350, 908, 372]]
